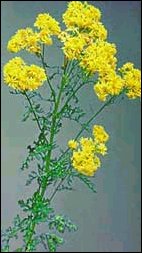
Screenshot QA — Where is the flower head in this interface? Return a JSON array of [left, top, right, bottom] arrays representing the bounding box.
[[93, 125, 109, 143], [34, 13, 61, 35], [68, 140, 78, 149], [62, 35, 86, 60], [3, 57, 47, 91], [80, 41, 117, 74], [94, 70, 124, 101], [63, 1, 101, 30], [119, 62, 141, 99], [7, 28, 41, 54], [68, 125, 109, 176]]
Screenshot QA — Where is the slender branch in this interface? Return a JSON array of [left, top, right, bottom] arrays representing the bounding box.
[[58, 81, 85, 116], [40, 54, 56, 103], [47, 77, 56, 103], [49, 176, 66, 202], [48, 96, 116, 202], [42, 44, 45, 60], [61, 95, 116, 160], [23, 92, 49, 144], [75, 96, 115, 140], [23, 92, 42, 132]]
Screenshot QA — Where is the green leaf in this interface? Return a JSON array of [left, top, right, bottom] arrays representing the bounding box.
[[47, 234, 64, 252], [49, 215, 77, 234], [18, 200, 30, 212], [75, 173, 97, 193], [26, 171, 38, 186]]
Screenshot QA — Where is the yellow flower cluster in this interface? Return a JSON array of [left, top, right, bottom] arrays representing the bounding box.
[[68, 125, 109, 176], [7, 28, 41, 54], [62, 35, 86, 60], [7, 13, 61, 54], [94, 62, 141, 101], [88, 22, 107, 41], [3, 57, 47, 91], [93, 125, 109, 143], [60, 1, 108, 61], [68, 140, 78, 149], [60, 1, 141, 101], [80, 41, 117, 74], [5, 12, 61, 91], [94, 70, 124, 101], [34, 13, 61, 45], [34, 13, 61, 35], [119, 62, 141, 99], [5, 1, 141, 99], [63, 1, 101, 29]]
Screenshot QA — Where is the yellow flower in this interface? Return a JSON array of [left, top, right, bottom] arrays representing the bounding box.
[[68, 140, 78, 149], [7, 13, 61, 54], [80, 137, 94, 153], [119, 62, 134, 72], [72, 150, 100, 176], [38, 30, 53, 45], [94, 82, 109, 101], [58, 31, 70, 43], [34, 13, 61, 35], [62, 35, 86, 60], [94, 70, 124, 101], [3, 57, 47, 91], [93, 125, 109, 143], [89, 22, 107, 41], [60, 1, 108, 62], [7, 28, 41, 54], [95, 143, 107, 156], [80, 41, 117, 74], [63, 1, 101, 30], [119, 62, 141, 99], [68, 125, 109, 176]]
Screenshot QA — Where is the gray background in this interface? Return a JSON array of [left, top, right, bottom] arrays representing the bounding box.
[[1, 1, 141, 252]]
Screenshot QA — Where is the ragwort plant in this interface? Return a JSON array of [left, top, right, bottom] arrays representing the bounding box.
[[2, 1, 141, 252]]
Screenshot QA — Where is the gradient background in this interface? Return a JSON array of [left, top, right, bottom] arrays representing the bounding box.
[[1, 1, 141, 252]]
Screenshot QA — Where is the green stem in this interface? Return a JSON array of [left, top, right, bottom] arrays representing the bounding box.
[[25, 222, 35, 252], [49, 176, 66, 202], [75, 96, 115, 140], [41, 45, 54, 97], [25, 62, 68, 252], [61, 96, 115, 160], [40, 54, 56, 103], [24, 92, 42, 132], [58, 81, 85, 118], [23, 92, 49, 144], [66, 60, 78, 77], [40, 67, 67, 197]]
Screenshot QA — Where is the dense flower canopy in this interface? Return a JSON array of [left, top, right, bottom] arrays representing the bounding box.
[[4, 1, 141, 99], [60, 1, 141, 101]]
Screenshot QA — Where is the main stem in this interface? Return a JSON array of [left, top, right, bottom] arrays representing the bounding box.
[[25, 62, 67, 252], [40, 68, 66, 197]]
